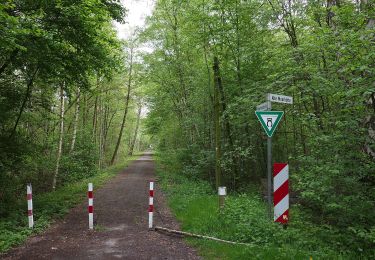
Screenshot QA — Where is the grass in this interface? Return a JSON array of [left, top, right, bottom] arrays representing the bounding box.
[[155, 153, 373, 260], [0, 155, 139, 253]]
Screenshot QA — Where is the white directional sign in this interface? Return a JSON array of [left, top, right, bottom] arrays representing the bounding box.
[[268, 94, 293, 104], [255, 111, 284, 137], [256, 102, 270, 111]]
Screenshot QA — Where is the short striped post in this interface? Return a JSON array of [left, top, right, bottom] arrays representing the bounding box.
[[273, 163, 289, 224], [88, 183, 94, 230], [27, 183, 34, 228], [148, 181, 154, 229]]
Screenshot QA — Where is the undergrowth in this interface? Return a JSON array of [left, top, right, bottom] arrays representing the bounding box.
[[0, 155, 139, 253], [155, 153, 374, 259]]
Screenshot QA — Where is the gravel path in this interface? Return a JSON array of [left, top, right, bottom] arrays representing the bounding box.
[[2, 153, 200, 260]]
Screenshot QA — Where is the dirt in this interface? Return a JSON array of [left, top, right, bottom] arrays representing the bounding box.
[[2, 153, 201, 260]]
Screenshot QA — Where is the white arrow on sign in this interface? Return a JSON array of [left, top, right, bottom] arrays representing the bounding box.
[[268, 93, 293, 104]]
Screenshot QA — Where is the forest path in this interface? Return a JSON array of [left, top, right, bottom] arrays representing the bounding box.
[[3, 153, 200, 260]]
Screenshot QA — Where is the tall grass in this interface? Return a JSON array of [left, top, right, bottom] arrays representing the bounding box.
[[155, 153, 372, 259]]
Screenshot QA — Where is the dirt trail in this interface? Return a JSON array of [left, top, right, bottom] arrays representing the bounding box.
[[3, 153, 200, 260]]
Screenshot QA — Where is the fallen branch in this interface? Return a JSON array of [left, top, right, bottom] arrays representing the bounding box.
[[154, 226, 252, 246]]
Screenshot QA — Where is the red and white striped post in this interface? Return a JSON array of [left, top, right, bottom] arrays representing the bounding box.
[[88, 183, 94, 230], [148, 181, 154, 229], [27, 183, 34, 228], [273, 163, 289, 224]]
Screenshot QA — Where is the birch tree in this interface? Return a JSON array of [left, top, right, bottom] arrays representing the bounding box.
[[52, 84, 65, 190]]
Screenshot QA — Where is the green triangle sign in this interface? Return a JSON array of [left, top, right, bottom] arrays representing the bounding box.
[[255, 111, 284, 137]]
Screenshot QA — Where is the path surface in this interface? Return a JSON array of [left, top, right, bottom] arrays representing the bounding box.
[[3, 153, 200, 260]]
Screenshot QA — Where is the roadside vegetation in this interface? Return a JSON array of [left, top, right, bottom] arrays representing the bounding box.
[[156, 152, 374, 259], [1, 1, 149, 251], [143, 0, 375, 258], [0, 155, 139, 253], [1, 0, 374, 258]]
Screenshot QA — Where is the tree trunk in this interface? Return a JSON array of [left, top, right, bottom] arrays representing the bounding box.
[[98, 96, 104, 168], [92, 96, 98, 141], [9, 67, 39, 138], [83, 92, 87, 127], [102, 101, 109, 157], [128, 103, 142, 156], [213, 56, 222, 190], [111, 46, 134, 165], [52, 83, 65, 190], [70, 87, 80, 154]]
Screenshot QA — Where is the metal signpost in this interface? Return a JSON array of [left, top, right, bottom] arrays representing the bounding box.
[[255, 94, 292, 219]]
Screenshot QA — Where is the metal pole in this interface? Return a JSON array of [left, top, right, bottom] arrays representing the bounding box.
[[267, 136, 272, 219], [266, 95, 272, 219]]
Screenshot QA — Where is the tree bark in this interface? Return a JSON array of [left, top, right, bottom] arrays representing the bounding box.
[[111, 45, 134, 165], [69, 87, 80, 154], [98, 95, 104, 168], [128, 103, 142, 156], [9, 67, 39, 138], [52, 83, 65, 190], [92, 96, 98, 141], [213, 56, 222, 190], [102, 100, 109, 156], [83, 92, 87, 127]]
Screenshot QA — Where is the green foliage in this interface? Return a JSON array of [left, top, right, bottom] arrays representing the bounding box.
[[156, 153, 375, 258], [0, 0, 148, 220], [59, 137, 99, 184], [143, 0, 375, 257]]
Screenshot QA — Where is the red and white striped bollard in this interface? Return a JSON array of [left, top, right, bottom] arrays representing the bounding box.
[[148, 181, 154, 229], [27, 183, 34, 228], [273, 163, 289, 224], [88, 183, 94, 229]]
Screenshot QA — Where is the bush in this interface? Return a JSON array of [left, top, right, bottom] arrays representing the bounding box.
[[59, 137, 98, 184]]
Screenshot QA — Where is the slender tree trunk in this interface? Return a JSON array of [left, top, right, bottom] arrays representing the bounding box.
[[52, 83, 65, 190], [102, 101, 109, 156], [128, 103, 142, 156], [101, 103, 107, 165], [83, 93, 87, 127], [361, 0, 375, 158], [234, 0, 242, 90], [110, 87, 131, 165], [213, 56, 222, 190], [98, 96, 104, 168], [203, 42, 214, 151], [312, 92, 324, 130], [9, 67, 39, 138], [92, 96, 98, 141], [70, 87, 80, 154], [111, 46, 134, 165]]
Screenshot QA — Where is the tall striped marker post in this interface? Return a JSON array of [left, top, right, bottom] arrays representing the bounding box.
[[88, 183, 94, 230], [148, 181, 154, 229], [27, 184, 34, 228], [273, 163, 289, 224]]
